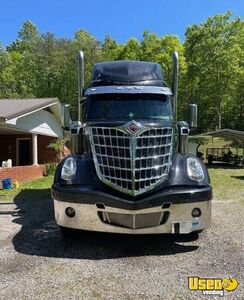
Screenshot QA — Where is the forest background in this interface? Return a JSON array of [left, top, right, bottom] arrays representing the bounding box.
[[0, 12, 243, 132]]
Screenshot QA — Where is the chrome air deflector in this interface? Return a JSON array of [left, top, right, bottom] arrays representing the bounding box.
[[89, 121, 173, 196]]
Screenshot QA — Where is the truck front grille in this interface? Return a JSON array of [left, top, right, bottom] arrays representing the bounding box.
[[89, 125, 173, 196]]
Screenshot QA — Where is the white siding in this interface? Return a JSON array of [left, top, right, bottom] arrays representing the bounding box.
[[5, 109, 63, 138]]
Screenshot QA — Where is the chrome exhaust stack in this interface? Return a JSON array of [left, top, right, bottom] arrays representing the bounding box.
[[77, 50, 84, 122], [172, 51, 188, 154], [172, 51, 198, 154], [70, 50, 85, 154], [172, 51, 179, 122]]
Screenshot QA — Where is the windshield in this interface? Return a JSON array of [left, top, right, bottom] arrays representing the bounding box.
[[85, 93, 172, 121]]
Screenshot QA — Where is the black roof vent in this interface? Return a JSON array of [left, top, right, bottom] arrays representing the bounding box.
[[90, 60, 165, 87]]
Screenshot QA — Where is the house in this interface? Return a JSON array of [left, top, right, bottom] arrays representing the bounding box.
[[0, 98, 64, 183]]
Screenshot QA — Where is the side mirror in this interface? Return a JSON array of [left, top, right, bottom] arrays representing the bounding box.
[[62, 104, 71, 129], [188, 104, 197, 129]]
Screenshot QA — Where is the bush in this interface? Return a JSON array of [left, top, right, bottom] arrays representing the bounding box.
[[43, 163, 57, 176], [47, 139, 67, 163]]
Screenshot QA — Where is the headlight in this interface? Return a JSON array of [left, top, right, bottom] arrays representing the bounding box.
[[61, 157, 77, 180], [187, 157, 204, 181]]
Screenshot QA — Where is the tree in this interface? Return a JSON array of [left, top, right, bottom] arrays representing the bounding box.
[[3, 20, 40, 98], [185, 12, 244, 131], [0, 43, 10, 97], [0, 14, 242, 132], [119, 38, 140, 60], [102, 35, 122, 61], [18, 20, 39, 43], [73, 29, 102, 87]]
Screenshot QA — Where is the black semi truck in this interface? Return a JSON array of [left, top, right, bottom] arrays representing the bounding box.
[[52, 51, 212, 235]]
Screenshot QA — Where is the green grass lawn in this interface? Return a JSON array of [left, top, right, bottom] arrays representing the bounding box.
[[208, 167, 244, 202], [0, 168, 243, 203], [0, 176, 54, 202]]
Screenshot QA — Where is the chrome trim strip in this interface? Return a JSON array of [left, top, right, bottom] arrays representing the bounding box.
[[85, 85, 173, 96]]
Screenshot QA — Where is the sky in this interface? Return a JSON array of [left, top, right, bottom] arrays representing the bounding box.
[[0, 0, 243, 46]]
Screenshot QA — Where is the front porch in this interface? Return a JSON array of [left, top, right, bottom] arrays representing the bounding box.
[[0, 98, 63, 183], [0, 130, 57, 183], [0, 130, 57, 167]]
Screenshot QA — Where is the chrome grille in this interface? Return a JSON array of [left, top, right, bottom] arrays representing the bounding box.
[[89, 125, 173, 196]]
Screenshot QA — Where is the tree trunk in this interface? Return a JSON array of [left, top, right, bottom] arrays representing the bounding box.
[[218, 100, 222, 130]]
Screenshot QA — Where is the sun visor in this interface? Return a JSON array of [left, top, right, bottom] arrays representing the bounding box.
[[90, 60, 165, 87]]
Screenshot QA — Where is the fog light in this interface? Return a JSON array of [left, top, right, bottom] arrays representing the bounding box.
[[65, 207, 75, 218], [192, 208, 201, 218]]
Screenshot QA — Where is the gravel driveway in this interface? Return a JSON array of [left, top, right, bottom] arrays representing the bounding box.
[[0, 190, 243, 300]]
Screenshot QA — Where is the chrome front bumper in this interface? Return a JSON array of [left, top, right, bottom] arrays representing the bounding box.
[[53, 199, 211, 234]]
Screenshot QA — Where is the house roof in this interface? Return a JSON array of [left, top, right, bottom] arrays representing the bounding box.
[[0, 98, 60, 121]]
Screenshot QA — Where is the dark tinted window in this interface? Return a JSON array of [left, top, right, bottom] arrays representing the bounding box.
[[85, 93, 172, 121]]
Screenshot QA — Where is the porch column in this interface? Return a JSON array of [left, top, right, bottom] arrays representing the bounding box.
[[32, 133, 38, 165]]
